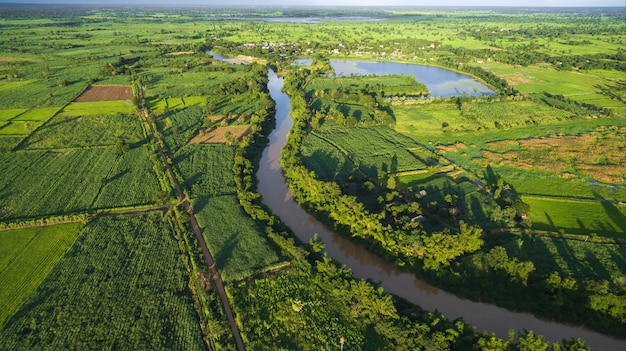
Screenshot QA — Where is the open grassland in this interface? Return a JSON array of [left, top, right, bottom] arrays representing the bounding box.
[[0, 212, 205, 351], [0, 223, 82, 327], [22, 112, 144, 149], [174, 144, 237, 198], [524, 196, 626, 238], [486, 165, 626, 202], [193, 195, 280, 282], [484, 63, 625, 109]]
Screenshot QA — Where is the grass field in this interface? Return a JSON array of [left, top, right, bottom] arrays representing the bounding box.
[[0, 212, 205, 351], [193, 195, 280, 282], [0, 109, 27, 121], [0, 121, 44, 135], [60, 100, 135, 117], [524, 195, 626, 238], [12, 107, 59, 122], [484, 63, 625, 109], [0, 223, 83, 327]]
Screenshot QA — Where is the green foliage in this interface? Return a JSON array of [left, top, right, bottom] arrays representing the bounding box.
[[524, 196, 626, 238], [0, 212, 205, 351], [92, 146, 161, 209], [193, 195, 280, 282], [22, 113, 144, 149], [0, 149, 116, 219], [308, 127, 429, 180], [174, 144, 237, 198], [0, 223, 82, 327]]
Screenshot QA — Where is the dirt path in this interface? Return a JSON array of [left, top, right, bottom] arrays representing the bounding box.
[[138, 98, 246, 351], [0, 206, 169, 232]]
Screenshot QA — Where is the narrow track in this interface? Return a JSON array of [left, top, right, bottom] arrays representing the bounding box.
[[138, 96, 246, 351]]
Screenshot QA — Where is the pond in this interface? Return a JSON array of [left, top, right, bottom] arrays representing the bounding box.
[[330, 59, 496, 98]]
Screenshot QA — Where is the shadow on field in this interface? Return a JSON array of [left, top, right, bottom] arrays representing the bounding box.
[[215, 237, 239, 272], [593, 191, 626, 233], [107, 168, 129, 183]]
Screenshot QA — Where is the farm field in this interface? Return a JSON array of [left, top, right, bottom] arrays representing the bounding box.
[[0, 223, 82, 327], [174, 144, 237, 198], [193, 195, 281, 282], [523, 196, 626, 238], [0, 212, 205, 351], [0, 147, 161, 219], [0, 4, 624, 349]]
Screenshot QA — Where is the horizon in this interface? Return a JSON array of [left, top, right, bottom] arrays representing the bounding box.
[[1, 1, 625, 8]]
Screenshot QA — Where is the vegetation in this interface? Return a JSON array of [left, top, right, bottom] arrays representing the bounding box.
[[0, 212, 205, 351], [0, 223, 82, 327], [0, 4, 623, 350]]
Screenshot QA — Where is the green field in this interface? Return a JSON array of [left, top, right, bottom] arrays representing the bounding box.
[[193, 195, 280, 282], [12, 107, 59, 122], [174, 144, 237, 198], [0, 148, 160, 219], [307, 126, 430, 180], [0, 223, 82, 327], [60, 100, 135, 117], [0, 212, 205, 351], [0, 121, 44, 135], [502, 235, 626, 285], [0, 109, 27, 121], [524, 196, 626, 238], [22, 112, 144, 149]]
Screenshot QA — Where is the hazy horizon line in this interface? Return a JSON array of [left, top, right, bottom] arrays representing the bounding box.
[[1, 2, 624, 7]]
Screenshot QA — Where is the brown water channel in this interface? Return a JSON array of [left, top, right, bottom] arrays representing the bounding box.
[[256, 69, 625, 350]]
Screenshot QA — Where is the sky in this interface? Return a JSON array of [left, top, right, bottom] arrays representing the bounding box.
[[1, 0, 625, 7]]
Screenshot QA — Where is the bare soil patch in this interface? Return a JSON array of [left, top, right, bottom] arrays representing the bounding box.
[[437, 142, 467, 153], [166, 51, 195, 56], [188, 125, 251, 145], [74, 85, 132, 102], [478, 127, 626, 183], [501, 73, 532, 86]]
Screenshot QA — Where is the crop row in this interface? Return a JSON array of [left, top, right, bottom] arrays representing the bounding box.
[[0, 223, 82, 327], [193, 195, 280, 282], [23, 112, 144, 150], [0, 212, 205, 350], [174, 144, 238, 199], [0, 147, 160, 219], [310, 126, 430, 179]]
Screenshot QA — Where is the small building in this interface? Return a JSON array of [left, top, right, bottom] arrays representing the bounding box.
[[419, 190, 428, 197], [411, 215, 426, 223]]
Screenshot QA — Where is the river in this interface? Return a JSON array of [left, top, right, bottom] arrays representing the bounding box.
[[256, 69, 625, 350]]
